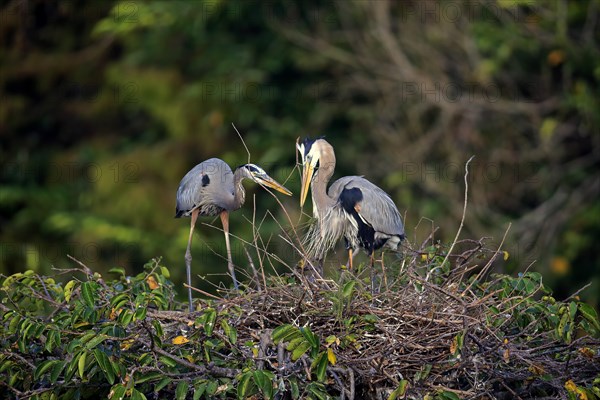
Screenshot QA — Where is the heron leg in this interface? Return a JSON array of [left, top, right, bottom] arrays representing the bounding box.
[[369, 251, 376, 295], [381, 251, 388, 291], [185, 209, 199, 312], [220, 211, 239, 290], [347, 248, 353, 270]]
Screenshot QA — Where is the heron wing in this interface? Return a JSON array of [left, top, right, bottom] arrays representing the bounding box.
[[329, 176, 404, 238], [175, 158, 234, 217]]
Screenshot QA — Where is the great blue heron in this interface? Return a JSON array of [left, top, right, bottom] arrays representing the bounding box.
[[297, 138, 405, 290], [176, 158, 291, 311]]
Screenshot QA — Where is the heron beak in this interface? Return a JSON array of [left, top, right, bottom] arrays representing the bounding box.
[[256, 174, 293, 196], [300, 162, 314, 207]]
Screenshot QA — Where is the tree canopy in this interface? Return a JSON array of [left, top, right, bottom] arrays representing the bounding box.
[[1, 0, 599, 303]]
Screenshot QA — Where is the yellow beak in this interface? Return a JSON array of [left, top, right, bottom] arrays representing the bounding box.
[[256, 174, 293, 196], [300, 162, 314, 207]]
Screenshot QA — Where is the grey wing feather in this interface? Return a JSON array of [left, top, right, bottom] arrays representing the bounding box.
[[329, 176, 404, 237], [175, 158, 233, 217]]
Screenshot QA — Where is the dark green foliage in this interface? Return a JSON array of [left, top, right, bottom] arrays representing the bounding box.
[[1, 0, 599, 309], [1, 247, 599, 399], [0, 259, 175, 399]]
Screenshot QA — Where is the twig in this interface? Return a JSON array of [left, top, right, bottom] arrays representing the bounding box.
[[432, 156, 474, 282], [231, 122, 251, 164], [243, 245, 262, 292], [66, 255, 93, 276], [184, 283, 224, 301], [565, 282, 593, 301], [139, 337, 240, 378], [462, 223, 511, 295]]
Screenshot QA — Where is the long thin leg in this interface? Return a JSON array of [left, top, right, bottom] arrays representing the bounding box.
[[220, 211, 239, 290], [381, 251, 388, 291], [347, 248, 353, 270], [185, 209, 199, 312], [369, 251, 376, 294]]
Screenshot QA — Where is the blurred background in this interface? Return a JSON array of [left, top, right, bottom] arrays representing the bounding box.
[[1, 0, 598, 306]]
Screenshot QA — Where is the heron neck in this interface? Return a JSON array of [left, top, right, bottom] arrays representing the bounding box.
[[311, 155, 336, 216], [230, 168, 247, 210]]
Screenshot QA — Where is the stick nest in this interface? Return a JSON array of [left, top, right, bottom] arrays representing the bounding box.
[[1, 238, 599, 400]]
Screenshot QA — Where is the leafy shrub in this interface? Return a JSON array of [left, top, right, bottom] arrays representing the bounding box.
[[1, 244, 599, 399]]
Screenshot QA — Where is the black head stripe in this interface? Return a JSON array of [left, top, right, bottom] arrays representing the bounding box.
[[300, 137, 316, 157], [236, 164, 260, 174], [246, 164, 260, 174], [300, 136, 326, 157]]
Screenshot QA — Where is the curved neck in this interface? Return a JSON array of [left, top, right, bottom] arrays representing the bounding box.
[[230, 168, 247, 210], [311, 151, 336, 216]]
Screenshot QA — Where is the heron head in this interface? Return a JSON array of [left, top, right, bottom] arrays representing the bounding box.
[[241, 164, 292, 196], [297, 137, 330, 207]]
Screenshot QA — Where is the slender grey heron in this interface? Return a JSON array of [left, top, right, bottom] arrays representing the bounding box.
[[297, 138, 405, 290], [176, 158, 291, 311]]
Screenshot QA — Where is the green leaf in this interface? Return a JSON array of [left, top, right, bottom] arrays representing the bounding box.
[[306, 382, 329, 400], [85, 334, 108, 350], [342, 280, 356, 298], [221, 319, 237, 344], [108, 267, 126, 276], [64, 280, 77, 303], [363, 314, 379, 324], [134, 306, 147, 321], [387, 380, 408, 400], [8, 314, 21, 334], [138, 353, 153, 365], [193, 382, 207, 400], [289, 377, 300, 399], [34, 360, 60, 380], [203, 308, 217, 336], [93, 348, 115, 384], [253, 370, 274, 398], [579, 302, 600, 332], [78, 351, 87, 378], [238, 372, 256, 400], [311, 352, 328, 382], [130, 389, 147, 400], [272, 324, 301, 344], [64, 353, 80, 382], [81, 282, 95, 308], [159, 356, 178, 368], [415, 364, 432, 382], [109, 384, 127, 400], [286, 337, 306, 352], [118, 309, 134, 326], [300, 326, 319, 357], [557, 312, 571, 342], [291, 340, 312, 361], [154, 377, 172, 392], [152, 320, 164, 337], [110, 293, 130, 310], [110, 359, 126, 379], [50, 360, 65, 384], [569, 301, 578, 320], [437, 390, 460, 400], [160, 266, 170, 278], [79, 332, 97, 346], [135, 371, 162, 385], [176, 381, 189, 400], [45, 329, 60, 352]]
